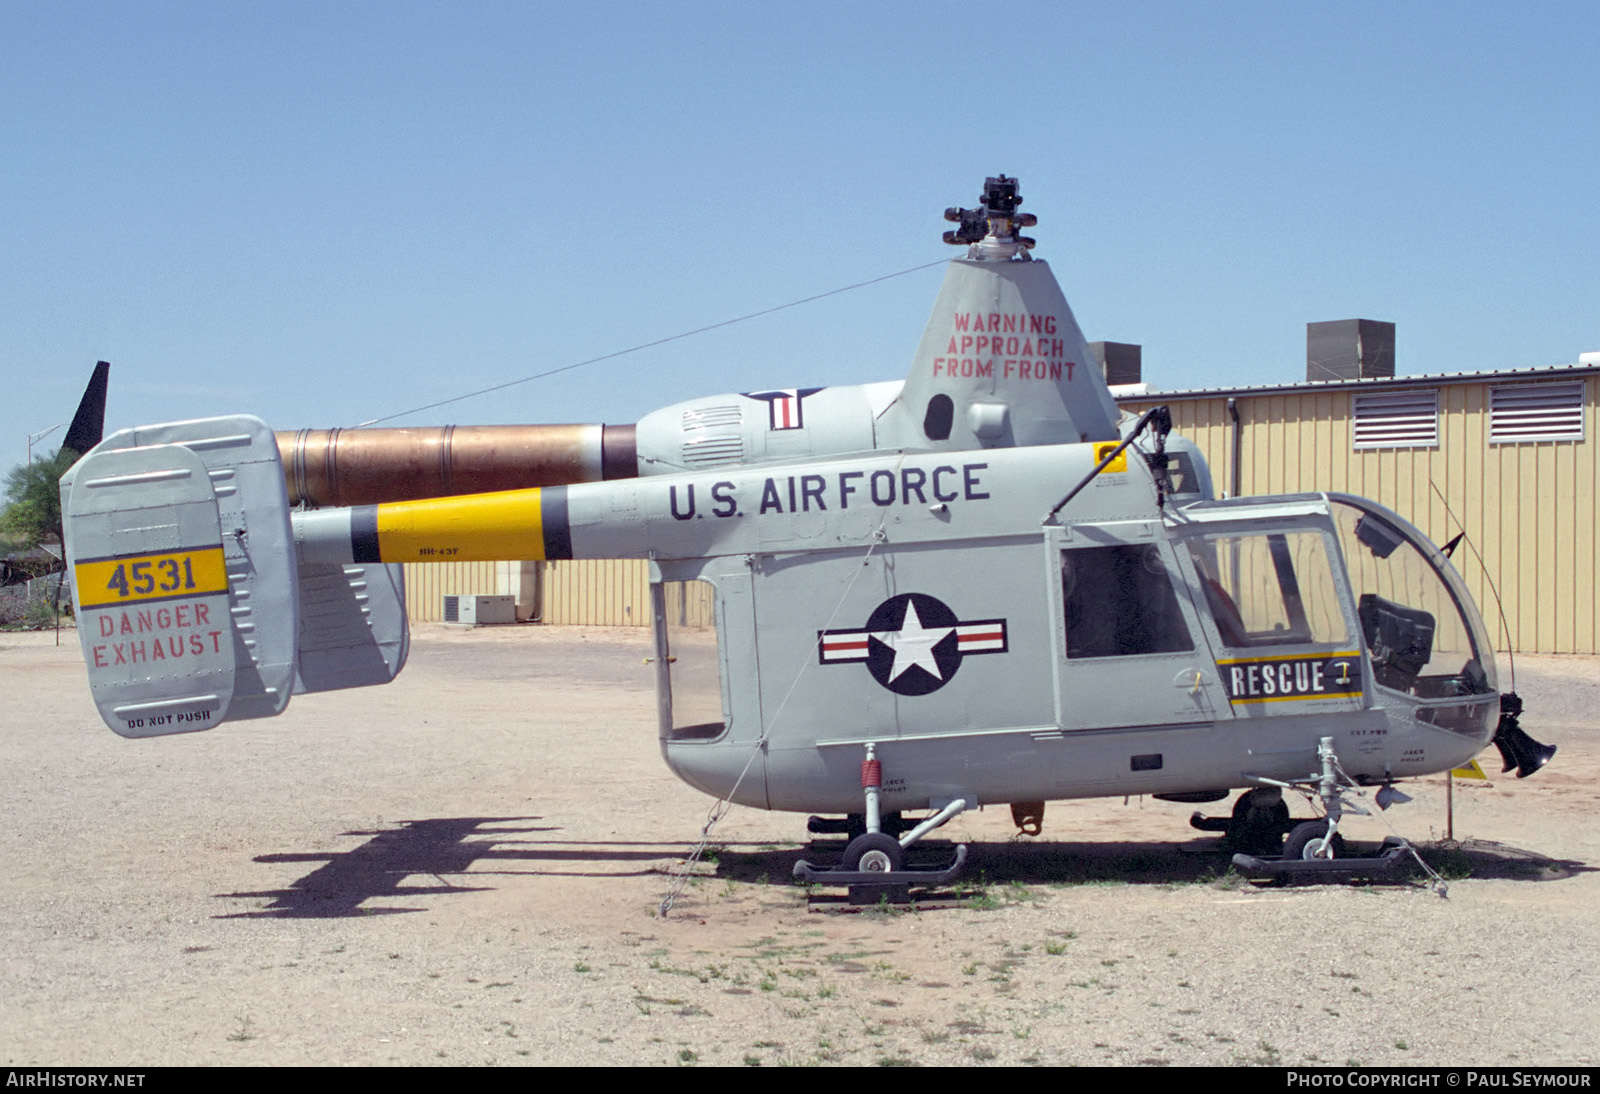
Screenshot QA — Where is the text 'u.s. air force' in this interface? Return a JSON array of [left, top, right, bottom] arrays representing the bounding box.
[[667, 463, 991, 520]]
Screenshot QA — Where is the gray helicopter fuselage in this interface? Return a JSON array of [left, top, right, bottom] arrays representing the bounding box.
[[603, 439, 1499, 815]]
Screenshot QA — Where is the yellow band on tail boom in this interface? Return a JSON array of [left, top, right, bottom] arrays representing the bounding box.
[[349, 485, 571, 563]]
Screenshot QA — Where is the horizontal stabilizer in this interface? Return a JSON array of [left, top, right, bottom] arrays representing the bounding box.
[[294, 561, 409, 693]]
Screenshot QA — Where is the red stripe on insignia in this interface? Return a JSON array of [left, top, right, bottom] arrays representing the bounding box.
[[821, 633, 871, 661]]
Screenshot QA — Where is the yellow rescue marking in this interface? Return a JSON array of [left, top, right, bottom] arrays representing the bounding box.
[[1093, 442, 1127, 474], [76, 546, 229, 608], [374, 488, 548, 561], [1451, 759, 1488, 780], [1217, 651, 1363, 665], [1228, 691, 1362, 705]]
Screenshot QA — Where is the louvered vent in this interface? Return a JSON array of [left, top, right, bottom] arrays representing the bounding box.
[[1353, 390, 1438, 449], [680, 404, 744, 467], [1490, 382, 1585, 443]]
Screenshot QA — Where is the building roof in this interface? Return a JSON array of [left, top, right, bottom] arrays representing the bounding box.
[[1111, 362, 1600, 402]]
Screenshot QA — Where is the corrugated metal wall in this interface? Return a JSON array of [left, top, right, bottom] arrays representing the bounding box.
[[403, 558, 715, 627], [538, 558, 651, 626], [536, 560, 714, 627], [1123, 376, 1597, 654], [661, 577, 715, 629]]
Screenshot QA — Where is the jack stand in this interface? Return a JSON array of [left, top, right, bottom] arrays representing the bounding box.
[[793, 743, 970, 903], [1229, 736, 1410, 882]]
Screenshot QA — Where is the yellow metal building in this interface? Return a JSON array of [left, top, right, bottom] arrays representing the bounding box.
[[404, 557, 713, 629], [1118, 363, 1596, 655]]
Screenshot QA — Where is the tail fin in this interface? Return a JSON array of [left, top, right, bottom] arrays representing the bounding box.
[[61, 415, 408, 738], [61, 360, 110, 457]]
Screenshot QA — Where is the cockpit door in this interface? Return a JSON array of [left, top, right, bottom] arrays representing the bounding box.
[[1052, 522, 1232, 731], [1175, 502, 1369, 719]]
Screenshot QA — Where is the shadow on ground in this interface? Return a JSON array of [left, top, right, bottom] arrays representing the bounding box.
[[218, 817, 790, 918], [723, 836, 1589, 889], [215, 817, 1589, 918]]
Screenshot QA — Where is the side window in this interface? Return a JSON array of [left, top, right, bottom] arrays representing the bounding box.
[[1183, 532, 1349, 649], [1062, 545, 1193, 659], [661, 579, 725, 739], [1164, 450, 1197, 496]]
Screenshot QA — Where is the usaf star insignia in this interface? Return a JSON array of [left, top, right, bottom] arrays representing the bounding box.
[[818, 592, 1007, 695]]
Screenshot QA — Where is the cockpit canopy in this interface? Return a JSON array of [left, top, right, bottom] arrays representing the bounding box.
[[1326, 494, 1496, 699]]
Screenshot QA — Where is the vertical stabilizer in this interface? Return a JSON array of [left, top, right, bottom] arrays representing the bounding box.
[[62, 416, 301, 734], [62, 360, 110, 456]]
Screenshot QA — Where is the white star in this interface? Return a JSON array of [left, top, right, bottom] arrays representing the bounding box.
[[871, 600, 954, 683]]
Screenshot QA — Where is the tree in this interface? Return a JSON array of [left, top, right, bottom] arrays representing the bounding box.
[[1, 448, 78, 554]]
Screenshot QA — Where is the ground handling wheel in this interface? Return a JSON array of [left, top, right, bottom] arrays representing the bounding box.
[[839, 832, 908, 905], [1283, 819, 1347, 862], [842, 832, 904, 874]]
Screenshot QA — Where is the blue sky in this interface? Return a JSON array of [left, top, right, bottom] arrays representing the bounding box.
[[4, 1, 1597, 466]]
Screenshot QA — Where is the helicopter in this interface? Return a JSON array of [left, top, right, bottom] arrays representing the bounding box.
[[58, 175, 1554, 900]]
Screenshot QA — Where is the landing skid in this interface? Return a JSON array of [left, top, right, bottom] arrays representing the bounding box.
[[793, 743, 969, 904], [1214, 736, 1417, 883], [792, 843, 969, 905], [1232, 837, 1412, 882]]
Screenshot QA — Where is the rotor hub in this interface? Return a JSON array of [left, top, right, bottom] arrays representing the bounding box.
[[943, 174, 1038, 260]]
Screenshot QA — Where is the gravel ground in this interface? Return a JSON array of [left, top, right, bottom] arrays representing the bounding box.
[[1, 623, 1596, 1067]]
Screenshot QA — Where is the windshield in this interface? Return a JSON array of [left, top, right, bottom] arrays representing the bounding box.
[[1328, 495, 1496, 698]]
